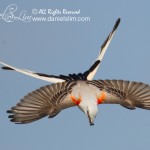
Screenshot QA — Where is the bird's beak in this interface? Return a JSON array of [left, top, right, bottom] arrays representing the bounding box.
[[87, 111, 94, 126], [89, 121, 94, 126]]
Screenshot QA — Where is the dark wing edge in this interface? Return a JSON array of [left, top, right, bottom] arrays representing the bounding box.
[[7, 81, 77, 124], [88, 80, 150, 110]]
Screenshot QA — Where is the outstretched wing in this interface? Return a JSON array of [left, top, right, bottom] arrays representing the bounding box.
[[0, 61, 65, 83], [83, 18, 121, 80], [88, 80, 150, 110], [7, 81, 77, 124]]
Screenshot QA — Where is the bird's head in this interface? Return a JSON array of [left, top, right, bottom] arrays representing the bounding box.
[[86, 103, 98, 126]]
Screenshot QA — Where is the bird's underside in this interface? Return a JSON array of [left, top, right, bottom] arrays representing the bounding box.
[[1, 18, 150, 125]]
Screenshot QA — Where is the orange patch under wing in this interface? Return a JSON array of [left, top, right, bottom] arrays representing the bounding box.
[[70, 95, 81, 105], [97, 91, 106, 104]]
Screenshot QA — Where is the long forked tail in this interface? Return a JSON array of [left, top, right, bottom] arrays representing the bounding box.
[[0, 61, 65, 83], [1, 19, 121, 83], [84, 18, 121, 80]]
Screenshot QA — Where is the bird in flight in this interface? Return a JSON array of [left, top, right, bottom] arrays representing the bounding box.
[[1, 18, 150, 126]]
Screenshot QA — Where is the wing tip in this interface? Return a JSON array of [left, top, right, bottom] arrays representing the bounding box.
[[7, 110, 13, 113]]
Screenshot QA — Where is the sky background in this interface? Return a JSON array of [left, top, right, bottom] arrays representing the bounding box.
[[0, 0, 150, 150]]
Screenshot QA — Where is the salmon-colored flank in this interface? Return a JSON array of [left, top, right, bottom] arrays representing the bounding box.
[[97, 91, 106, 104], [70, 95, 81, 105]]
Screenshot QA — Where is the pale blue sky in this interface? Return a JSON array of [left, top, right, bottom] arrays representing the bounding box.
[[1, 1, 150, 150]]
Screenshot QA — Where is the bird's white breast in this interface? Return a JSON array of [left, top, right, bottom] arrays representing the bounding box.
[[71, 81, 101, 105], [70, 81, 101, 120]]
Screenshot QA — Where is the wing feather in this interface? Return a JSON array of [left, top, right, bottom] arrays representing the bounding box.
[[88, 80, 150, 110], [7, 81, 77, 124]]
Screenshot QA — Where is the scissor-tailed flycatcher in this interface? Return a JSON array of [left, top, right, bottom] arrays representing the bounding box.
[[1, 18, 150, 126]]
